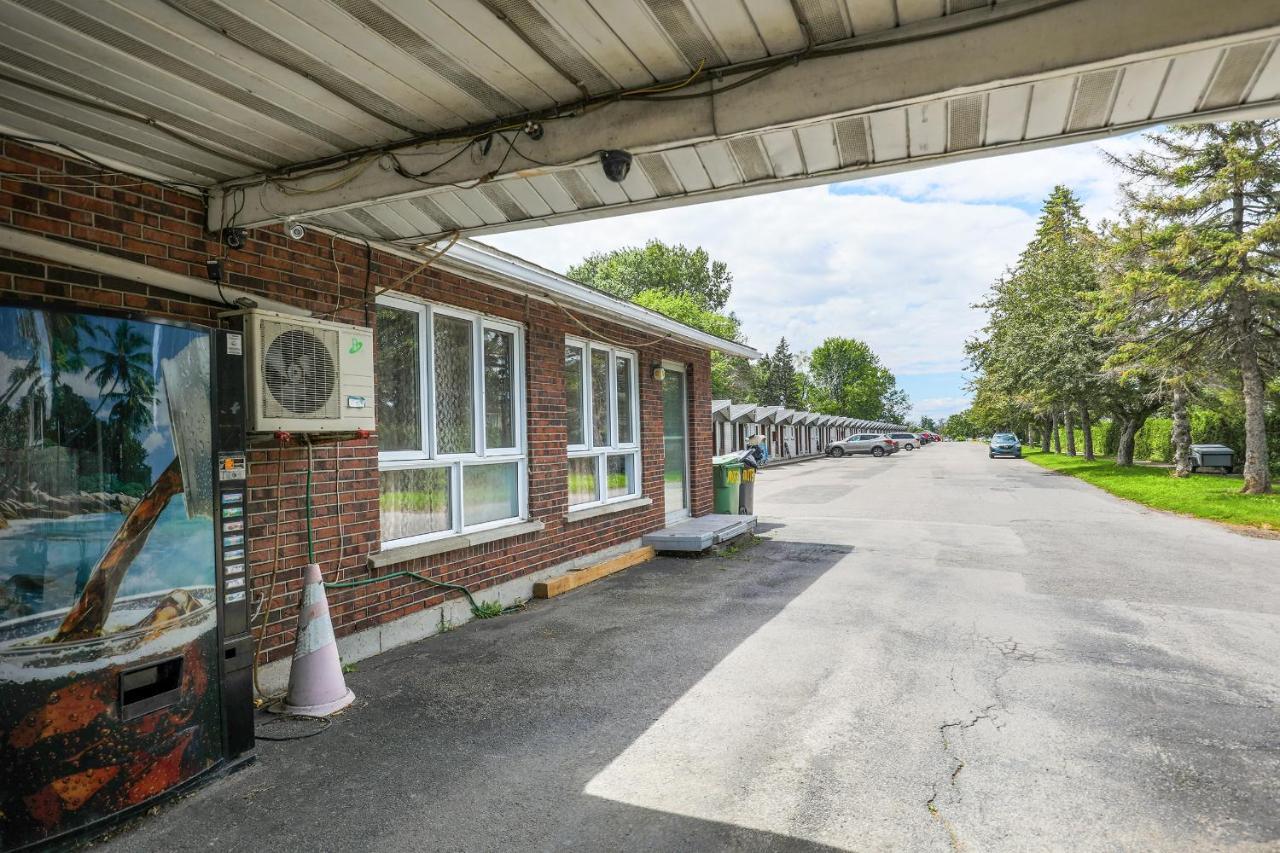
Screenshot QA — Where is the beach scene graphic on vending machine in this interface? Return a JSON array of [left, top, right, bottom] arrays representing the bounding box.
[[0, 306, 222, 848]]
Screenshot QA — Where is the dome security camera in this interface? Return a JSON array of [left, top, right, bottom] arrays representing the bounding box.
[[599, 149, 632, 183]]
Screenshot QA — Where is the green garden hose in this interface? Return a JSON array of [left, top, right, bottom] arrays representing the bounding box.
[[302, 438, 482, 613], [324, 571, 480, 612]]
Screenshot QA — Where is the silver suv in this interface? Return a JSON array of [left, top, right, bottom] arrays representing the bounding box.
[[828, 434, 897, 458]]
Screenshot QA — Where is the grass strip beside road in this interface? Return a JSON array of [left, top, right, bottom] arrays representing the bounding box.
[[1022, 448, 1280, 532]]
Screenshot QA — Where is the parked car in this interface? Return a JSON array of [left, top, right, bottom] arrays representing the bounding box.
[[989, 433, 1022, 458], [889, 432, 921, 451], [828, 433, 897, 458]]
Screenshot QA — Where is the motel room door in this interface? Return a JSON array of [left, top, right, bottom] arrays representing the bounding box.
[[661, 364, 688, 522]]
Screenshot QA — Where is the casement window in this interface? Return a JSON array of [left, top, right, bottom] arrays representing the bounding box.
[[375, 295, 525, 547], [564, 337, 640, 509]]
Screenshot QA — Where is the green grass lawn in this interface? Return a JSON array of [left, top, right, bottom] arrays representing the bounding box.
[[1021, 448, 1280, 532]]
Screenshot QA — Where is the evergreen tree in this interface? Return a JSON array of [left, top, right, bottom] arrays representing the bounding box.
[[755, 338, 803, 407], [968, 186, 1111, 459], [1102, 121, 1280, 493]]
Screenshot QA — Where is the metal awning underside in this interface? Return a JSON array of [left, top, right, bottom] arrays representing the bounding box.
[[0, 0, 1278, 244]]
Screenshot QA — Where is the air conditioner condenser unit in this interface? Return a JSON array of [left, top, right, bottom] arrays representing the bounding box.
[[237, 309, 375, 434]]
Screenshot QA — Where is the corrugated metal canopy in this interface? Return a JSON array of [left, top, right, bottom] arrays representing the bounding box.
[[0, 0, 1277, 243]]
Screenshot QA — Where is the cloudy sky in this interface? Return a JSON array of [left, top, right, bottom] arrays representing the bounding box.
[[481, 132, 1149, 421]]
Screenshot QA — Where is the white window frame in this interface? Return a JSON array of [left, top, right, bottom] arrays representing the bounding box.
[[376, 294, 527, 548], [565, 336, 641, 509]]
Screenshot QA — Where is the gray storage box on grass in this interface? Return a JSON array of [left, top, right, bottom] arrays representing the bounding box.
[[1190, 444, 1234, 473]]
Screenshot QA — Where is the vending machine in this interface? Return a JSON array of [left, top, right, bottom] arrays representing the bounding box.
[[0, 304, 254, 850]]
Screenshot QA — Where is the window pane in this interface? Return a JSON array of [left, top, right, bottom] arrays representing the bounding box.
[[567, 456, 598, 506], [484, 328, 515, 449], [615, 355, 633, 444], [380, 467, 451, 541], [606, 453, 636, 499], [434, 314, 474, 454], [565, 345, 584, 446], [591, 349, 609, 447], [375, 305, 421, 452], [463, 462, 519, 526]]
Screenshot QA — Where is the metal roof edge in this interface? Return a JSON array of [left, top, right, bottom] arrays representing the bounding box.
[[437, 240, 762, 360]]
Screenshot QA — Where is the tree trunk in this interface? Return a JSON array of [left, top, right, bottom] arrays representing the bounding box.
[[1116, 418, 1138, 466], [1170, 386, 1192, 478], [55, 457, 184, 641], [1064, 410, 1076, 456], [1040, 415, 1051, 453], [1080, 403, 1095, 461], [1230, 288, 1272, 493], [1051, 412, 1061, 453]]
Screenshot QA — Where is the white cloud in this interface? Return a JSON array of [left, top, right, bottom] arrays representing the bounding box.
[[142, 429, 168, 453], [479, 134, 1157, 411], [911, 396, 972, 420], [483, 184, 1033, 376], [851, 131, 1149, 225]]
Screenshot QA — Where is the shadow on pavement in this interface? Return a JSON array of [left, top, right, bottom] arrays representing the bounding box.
[[104, 538, 852, 852]]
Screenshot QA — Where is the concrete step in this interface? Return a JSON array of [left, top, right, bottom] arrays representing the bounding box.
[[642, 514, 757, 552]]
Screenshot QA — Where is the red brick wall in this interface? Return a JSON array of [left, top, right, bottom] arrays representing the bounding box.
[[0, 139, 714, 664]]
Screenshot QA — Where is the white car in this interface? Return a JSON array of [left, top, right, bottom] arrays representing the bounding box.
[[888, 432, 922, 451]]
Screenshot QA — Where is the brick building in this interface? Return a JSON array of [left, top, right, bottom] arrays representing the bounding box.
[[0, 137, 758, 687]]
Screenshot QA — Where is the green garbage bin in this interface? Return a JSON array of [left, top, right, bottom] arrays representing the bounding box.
[[712, 455, 743, 514]]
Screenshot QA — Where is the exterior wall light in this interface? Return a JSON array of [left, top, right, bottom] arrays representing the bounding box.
[[651, 363, 665, 381]]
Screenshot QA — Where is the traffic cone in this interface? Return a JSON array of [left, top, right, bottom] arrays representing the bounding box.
[[283, 562, 354, 716]]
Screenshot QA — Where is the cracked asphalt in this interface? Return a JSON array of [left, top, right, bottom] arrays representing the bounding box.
[[102, 443, 1280, 852]]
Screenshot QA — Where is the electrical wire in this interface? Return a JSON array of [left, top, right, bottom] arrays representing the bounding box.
[[316, 231, 460, 319], [254, 712, 333, 741], [547, 292, 671, 348]]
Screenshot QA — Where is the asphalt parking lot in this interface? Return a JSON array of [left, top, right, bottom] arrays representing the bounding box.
[[104, 443, 1280, 852]]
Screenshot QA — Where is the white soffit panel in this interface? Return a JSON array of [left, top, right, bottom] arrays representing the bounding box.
[[691, 0, 767, 63], [1109, 59, 1169, 125], [538, 1, 652, 89], [617, 162, 659, 201], [741, 0, 807, 54], [846, 0, 897, 34], [501, 179, 556, 218], [1024, 76, 1075, 138], [985, 84, 1030, 144], [868, 108, 909, 161], [695, 140, 743, 187], [1153, 49, 1220, 117], [454, 188, 508, 225], [578, 162, 631, 205], [526, 173, 579, 213], [906, 101, 946, 157], [586, 0, 690, 80], [433, 191, 489, 227], [795, 122, 840, 172], [665, 146, 714, 191], [1247, 42, 1280, 102], [896, 0, 945, 25], [761, 129, 806, 177]]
